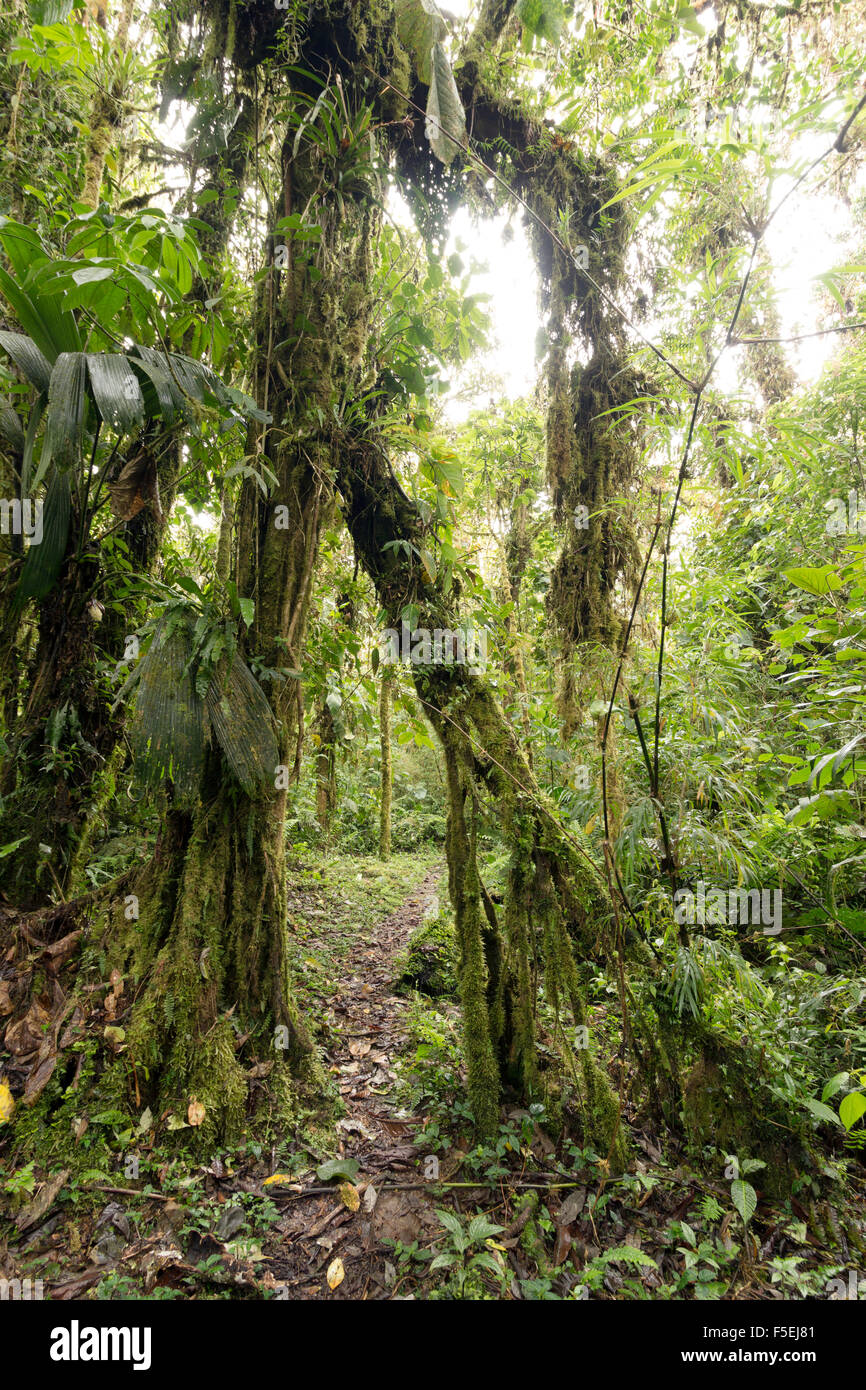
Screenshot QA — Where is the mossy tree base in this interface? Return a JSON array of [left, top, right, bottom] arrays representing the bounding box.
[[97, 786, 325, 1150]]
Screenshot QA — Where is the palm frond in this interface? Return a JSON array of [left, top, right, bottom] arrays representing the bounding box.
[[87, 353, 146, 433], [0, 330, 51, 395], [13, 467, 70, 611], [40, 351, 87, 486], [0, 398, 25, 455], [129, 613, 207, 804], [205, 655, 280, 797]]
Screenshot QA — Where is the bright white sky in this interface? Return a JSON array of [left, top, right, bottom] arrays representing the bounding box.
[[446, 136, 862, 415], [157, 1, 862, 424], [432, 0, 863, 413], [444, 210, 538, 410]]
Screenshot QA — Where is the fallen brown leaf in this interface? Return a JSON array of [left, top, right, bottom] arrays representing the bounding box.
[[16, 1168, 70, 1231]]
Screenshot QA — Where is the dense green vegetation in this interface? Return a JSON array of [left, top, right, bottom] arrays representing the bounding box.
[[0, 0, 864, 1305]]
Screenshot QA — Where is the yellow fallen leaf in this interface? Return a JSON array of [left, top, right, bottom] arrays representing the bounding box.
[[187, 1097, 206, 1126], [0, 1082, 14, 1124], [326, 1257, 345, 1291], [339, 1182, 360, 1212], [263, 1173, 292, 1187]]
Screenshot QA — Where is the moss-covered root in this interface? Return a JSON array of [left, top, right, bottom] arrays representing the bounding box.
[[579, 1052, 629, 1174], [534, 856, 629, 1171], [512, 1191, 555, 1275], [393, 910, 456, 997]]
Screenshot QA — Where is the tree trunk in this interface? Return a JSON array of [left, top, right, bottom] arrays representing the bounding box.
[[315, 701, 338, 836], [0, 24, 263, 901], [81, 0, 137, 207], [99, 98, 384, 1138], [0, 437, 181, 903], [379, 669, 392, 859]]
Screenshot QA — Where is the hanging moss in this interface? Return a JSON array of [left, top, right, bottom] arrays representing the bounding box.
[[413, 46, 651, 701]]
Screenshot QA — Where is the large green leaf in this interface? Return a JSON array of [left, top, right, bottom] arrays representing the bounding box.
[[87, 353, 145, 433], [804, 1097, 844, 1128], [425, 43, 466, 167], [13, 467, 71, 611], [171, 352, 228, 409], [40, 351, 87, 484], [0, 331, 51, 395], [128, 347, 186, 422], [730, 1178, 757, 1225], [205, 656, 280, 796], [126, 610, 279, 803], [0, 266, 55, 362], [395, 0, 447, 82], [128, 345, 255, 422], [316, 1157, 360, 1183], [19, 395, 47, 495], [783, 565, 842, 597], [129, 614, 207, 804], [0, 222, 81, 357], [839, 1091, 866, 1132], [516, 0, 564, 44], [29, 0, 74, 22]]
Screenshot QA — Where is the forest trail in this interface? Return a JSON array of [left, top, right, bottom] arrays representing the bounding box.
[[268, 861, 449, 1298], [2, 856, 861, 1303], [323, 861, 442, 1154]]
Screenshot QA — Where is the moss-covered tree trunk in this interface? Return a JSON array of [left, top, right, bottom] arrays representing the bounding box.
[[379, 668, 393, 859], [315, 701, 338, 836], [100, 79, 386, 1138], [0, 20, 263, 902], [0, 438, 23, 749], [0, 437, 181, 904], [502, 497, 534, 762], [81, 0, 137, 208]]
